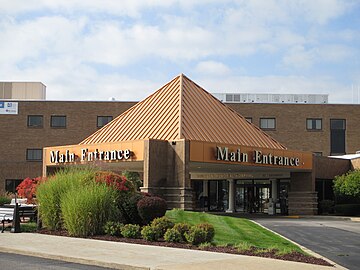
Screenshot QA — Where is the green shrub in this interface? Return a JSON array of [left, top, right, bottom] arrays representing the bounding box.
[[121, 224, 141, 238], [0, 192, 11, 206], [141, 225, 161, 241], [104, 221, 124, 236], [150, 217, 174, 236], [196, 223, 215, 242], [61, 183, 119, 237], [164, 228, 182, 243], [184, 226, 208, 245], [334, 170, 360, 198], [137, 196, 167, 224], [334, 204, 360, 216], [119, 193, 144, 224], [123, 171, 143, 191], [173, 223, 190, 241]]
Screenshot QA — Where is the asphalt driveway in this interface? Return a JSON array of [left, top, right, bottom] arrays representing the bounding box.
[[251, 217, 360, 270]]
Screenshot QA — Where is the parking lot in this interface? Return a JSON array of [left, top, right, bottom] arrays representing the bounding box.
[[252, 217, 360, 270]]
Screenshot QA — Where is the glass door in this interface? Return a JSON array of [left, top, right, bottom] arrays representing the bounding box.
[[235, 185, 245, 212], [208, 180, 228, 211]]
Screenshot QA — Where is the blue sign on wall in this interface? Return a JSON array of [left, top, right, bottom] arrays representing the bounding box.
[[0, 101, 18, 114]]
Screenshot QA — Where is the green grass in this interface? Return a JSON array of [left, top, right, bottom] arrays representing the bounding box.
[[166, 209, 304, 254], [20, 222, 37, 233]]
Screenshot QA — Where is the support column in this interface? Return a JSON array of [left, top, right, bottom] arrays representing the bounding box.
[[203, 180, 208, 197], [226, 179, 235, 213], [271, 179, 278, 201]]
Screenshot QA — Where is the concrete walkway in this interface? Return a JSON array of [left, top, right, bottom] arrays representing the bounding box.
[[0, 233, 344, 270]]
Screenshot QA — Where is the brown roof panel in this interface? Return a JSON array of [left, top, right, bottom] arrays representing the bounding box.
[[80, 74, 286, 150]]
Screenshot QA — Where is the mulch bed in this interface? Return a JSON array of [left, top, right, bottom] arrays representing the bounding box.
[[38, 229, 333, 267]]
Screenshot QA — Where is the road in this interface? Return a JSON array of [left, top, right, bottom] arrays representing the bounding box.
[[252, 218, 360, 270], [0, 252, 115, 270]]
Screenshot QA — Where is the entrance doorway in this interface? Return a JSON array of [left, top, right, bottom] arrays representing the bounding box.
[[235, 180, 271, 213]]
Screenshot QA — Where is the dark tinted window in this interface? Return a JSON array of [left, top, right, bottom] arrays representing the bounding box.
[[28, 115, 43, 127], [330, 119, 346, 155], [97, 116, 113, 128], [5, 179, 22, 193], [331, 119, 346, 130], [260, 118, 276, 129], [51, 116, 66, 128], [26, 149, 43, 161]]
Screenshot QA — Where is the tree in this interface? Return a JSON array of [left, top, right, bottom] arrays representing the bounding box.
[[334, 170, 360, 198]]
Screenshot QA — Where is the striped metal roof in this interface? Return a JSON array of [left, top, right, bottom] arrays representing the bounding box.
[[80, 74, 286, 149]]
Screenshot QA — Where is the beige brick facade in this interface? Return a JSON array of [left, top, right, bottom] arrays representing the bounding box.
[[0, 100, 135, 193], [1, 100, 359, 215], [227, 103, 360, 156]]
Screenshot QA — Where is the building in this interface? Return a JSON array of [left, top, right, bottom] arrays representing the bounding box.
[[226, 103, 360, 157], [0, 82, 46, 100], [0, 100, 134, 193], [1, 75, 359, 214], [213, 93, 328, 104]]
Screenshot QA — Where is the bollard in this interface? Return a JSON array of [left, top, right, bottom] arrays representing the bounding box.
[[11, 203, 21, 233]]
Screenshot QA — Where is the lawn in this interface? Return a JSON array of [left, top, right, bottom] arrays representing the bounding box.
[[166, 209, 303, 254]]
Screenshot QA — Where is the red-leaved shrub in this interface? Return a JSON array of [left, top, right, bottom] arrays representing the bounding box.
[[95, 171, 134, 193], [137, 196, 167, 224], [16, 176, 44, 204]]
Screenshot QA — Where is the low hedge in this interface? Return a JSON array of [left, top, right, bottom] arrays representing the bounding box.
[[150, 217, 174, 237], [334, 204, 360, 216], [141, 225, 162, 241], [121, 224, 141, 238]]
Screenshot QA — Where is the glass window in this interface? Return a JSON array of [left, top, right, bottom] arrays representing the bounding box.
[[5, 179, 22, 193], [97, 116, 113, 128], [26, 149, 43, 161], [28, 115, 43, 127], [225, 94, 233, 102], [307, 118, 322, 130], [313, 152, 323, 156], [245, 117, 252, 123], [51, 115, 66, 128], [330, 119, 346, 155], [260, 118, 276, 129], [331, 119, 346, 130]]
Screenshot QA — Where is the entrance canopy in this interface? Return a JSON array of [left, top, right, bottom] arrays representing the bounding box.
[[44, 74, 311, 173], [43, 74, 314, 214]]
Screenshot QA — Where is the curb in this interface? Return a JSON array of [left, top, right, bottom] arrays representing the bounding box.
[[250, 220, 348, 270], [0, 246, 149, 270], [287, 215, 360, 222]]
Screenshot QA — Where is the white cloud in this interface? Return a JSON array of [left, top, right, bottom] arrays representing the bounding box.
[[0, 0, 358, 104], [282, 45, 317, 69], [195, 61, 231, 76]]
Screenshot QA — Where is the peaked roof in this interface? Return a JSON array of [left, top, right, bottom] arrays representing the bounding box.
[[80, 74, 286, 150]]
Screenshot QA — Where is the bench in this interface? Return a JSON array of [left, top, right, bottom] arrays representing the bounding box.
[[0, 204, 37, 233]]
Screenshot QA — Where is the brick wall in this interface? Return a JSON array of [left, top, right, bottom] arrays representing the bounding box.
[[0, 100, 135, 193], [227, 103, 360, 156]]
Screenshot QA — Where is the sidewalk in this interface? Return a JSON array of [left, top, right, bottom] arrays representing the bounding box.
[[0, 232, 344, 270]]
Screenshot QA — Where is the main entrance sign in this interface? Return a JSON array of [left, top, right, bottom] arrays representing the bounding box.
[[216, 147, 300, 167], [50, 148, 131, 164]]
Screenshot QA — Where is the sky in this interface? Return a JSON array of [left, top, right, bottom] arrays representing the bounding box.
[[0, 0, 360, 103]]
